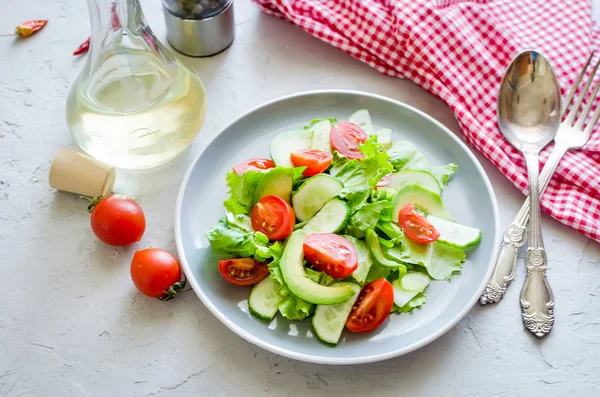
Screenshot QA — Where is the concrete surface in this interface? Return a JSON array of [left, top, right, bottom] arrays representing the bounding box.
[[1, 1, 599, 396]]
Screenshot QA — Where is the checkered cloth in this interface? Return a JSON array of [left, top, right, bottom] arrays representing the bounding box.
[[254, 0, 600, 242]]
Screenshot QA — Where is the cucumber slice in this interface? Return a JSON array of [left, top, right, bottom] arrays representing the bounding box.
[[392, 184, 453, 221], [372, 128, 392, 149], [309, 120, 333, 153], [348, 109, 373, 133], [248, 276, 285, 321], [292, 174, 343, 221], [427, 216, 482, 249], [344, 236, 373, 284], [270, 130, 312, 168], [312, 282, 361, 345], [386, 170, 441, 195], [303, 198, 349, 234], [280, 231, 355, 305], [392, 272, 430, 308]]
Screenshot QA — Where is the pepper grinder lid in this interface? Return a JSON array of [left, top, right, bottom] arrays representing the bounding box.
[[162, 0, 235, 57]]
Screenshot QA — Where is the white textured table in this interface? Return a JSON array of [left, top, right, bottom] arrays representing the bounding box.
[[1, 1, 600, 396]]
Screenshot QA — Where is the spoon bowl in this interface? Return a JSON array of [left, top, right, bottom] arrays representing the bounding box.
[[498, 50, 561, 153]]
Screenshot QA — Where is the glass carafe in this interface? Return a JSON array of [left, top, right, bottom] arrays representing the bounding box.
[[66, 0, 206, 169]]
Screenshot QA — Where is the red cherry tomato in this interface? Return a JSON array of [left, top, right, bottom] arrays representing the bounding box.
[[251, 195, 295, 241], [130, 248, 183, 299], [232, 158, 275, 174], [290, 149, 333, 177], [218, 258, 269, 286], [90, 195, 146, 246], [375, 173, 393, 188], [398, 203, 440, 244], [346, 278, 394, 333], [303, 233, 358, 279], [330, 122, 368, 159]]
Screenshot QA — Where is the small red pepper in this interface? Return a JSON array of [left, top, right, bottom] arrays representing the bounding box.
[[73, 38, 90, 56], [12, 20, 48, 37]]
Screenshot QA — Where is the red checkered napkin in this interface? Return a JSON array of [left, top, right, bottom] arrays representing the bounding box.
[[254, 0, 600, 242]]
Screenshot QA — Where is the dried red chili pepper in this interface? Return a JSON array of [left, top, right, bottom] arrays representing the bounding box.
[[10, 20, 48, 37], [73, 38, 90, 56]]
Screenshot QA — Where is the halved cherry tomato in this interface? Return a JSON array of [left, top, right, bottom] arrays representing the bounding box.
[[330, 122, 368, 159], [398, 203, 440, 244], [232, 158, 275, 174], [375, 173, 392, 188], [290, 149, 333, 177], [130, 248, 183, 299], [90, 195, 146, 246], [218, 258, 269, 286], [251, 195, 295, 241], [303, 233, 358, 279], [346, 278, 394, 333]]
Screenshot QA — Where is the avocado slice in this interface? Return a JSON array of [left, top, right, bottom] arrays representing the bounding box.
[[279, 231, 355, 305], [253, 167, 293, 203], [392, 184, 453, 221], [366, 229, 406, 270]]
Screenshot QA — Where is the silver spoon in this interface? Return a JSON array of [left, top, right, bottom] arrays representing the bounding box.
[[497, 50, 561, 337]]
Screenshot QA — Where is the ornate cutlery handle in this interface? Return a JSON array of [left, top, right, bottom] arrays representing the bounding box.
[[480, 144, 566, 306], [520, 247, 555, 337], [479, 222, 527, 304]]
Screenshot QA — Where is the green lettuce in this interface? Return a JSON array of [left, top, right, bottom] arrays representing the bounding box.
[[223, 170, 264, 215], [330, 136, 393, 198], [346, 200, 390, 239], [396, 235, 466, 280], [205, 218, 274, 261], [387, 140, 457, 187]]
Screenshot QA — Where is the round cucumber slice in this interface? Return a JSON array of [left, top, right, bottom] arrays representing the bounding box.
[[292, 174, 343, 222], [303, 198, 349, 235], [248, 276, 284, 321], [312, 283, 361, 345], [392, 184, 453, 221]]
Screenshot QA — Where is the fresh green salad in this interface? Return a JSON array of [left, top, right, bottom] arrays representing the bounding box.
[[206, 109, 482, 345]]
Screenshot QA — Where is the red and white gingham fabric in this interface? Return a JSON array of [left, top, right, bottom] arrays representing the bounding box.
[[254, 0, 600, 242]]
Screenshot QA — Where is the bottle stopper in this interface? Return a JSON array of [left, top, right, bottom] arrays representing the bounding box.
[[49, 148, 116, 197]]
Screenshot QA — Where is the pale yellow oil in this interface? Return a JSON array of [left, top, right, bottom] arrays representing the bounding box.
[[66, 50, 206, 169]]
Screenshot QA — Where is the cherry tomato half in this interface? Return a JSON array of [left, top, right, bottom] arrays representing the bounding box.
[[232, 158, 275, 174], [375, 173, 393, 188], [251, 195, 295, 241], [90, 195, 146, 246], [130, 248, 182, 299], [303, 233, 358, 279], [330, 122, 368, 159], [218, 258, 269, 286], [290, 149, 333, 177], [398, 203, 440, 244], [346, 278, 394, 333]]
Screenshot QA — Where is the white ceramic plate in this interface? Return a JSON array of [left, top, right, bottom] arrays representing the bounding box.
[[175, 90, 499, 365]]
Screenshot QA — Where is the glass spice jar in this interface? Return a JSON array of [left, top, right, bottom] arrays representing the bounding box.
[[162, 0, 234, 57]]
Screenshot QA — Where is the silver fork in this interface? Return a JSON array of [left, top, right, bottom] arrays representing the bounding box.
[[480, 52, 600, 309]]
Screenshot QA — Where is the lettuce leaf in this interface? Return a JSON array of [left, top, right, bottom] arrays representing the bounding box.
[[387, 140, 457, 187], [346, 200, 390, 239], [223, 170, 264, 215], [205, 218, 273, 261], [330, 136, 393, 198], [397, 235, 466, 280]]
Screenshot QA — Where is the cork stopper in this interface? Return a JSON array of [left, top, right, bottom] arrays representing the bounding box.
[[49, 148, 116, 197]]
